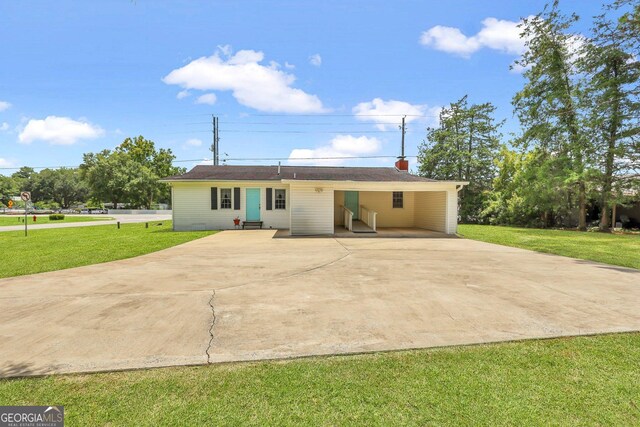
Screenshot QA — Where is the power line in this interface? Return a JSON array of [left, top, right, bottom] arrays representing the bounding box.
[[223, 155, 419, 161], [221, 129, 392, 134], [0, 155, 421, 170], [162, 128, 416, 135], [210, 121, 405, 126], [246, 113, 430, 117]]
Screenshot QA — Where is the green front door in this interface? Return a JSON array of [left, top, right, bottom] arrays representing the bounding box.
[[246, 188, 261, 221], [344, 191, 359, 220]]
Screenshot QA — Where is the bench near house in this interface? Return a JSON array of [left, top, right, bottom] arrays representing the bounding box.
[[161, 161, 468, 236]]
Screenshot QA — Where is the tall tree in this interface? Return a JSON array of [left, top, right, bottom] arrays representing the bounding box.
[[418, 96, 503, 222], [81, 136, 183, 209], [580, 1, 640, 231], [116, 136, 182, 206], [513, 1, 591, 230], [34, 168, 88, 208], [11, 167, 37, 195], [81, 150, 135, 208], [0, 175, 18, 207], [483, 146, 577, 227]]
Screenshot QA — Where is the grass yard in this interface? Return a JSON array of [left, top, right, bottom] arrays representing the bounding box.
[[1, 333, 639, 425], [458, 224, 640, 270], [0, 221, 216, 278], [0, 214, 110, 226]]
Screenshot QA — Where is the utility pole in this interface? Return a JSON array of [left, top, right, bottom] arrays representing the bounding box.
[[400, 116, 406, 159], [211, 115, 220, 165], [215, 116, 219, 165]]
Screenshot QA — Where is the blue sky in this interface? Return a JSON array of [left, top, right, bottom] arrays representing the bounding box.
[[0, 0, 603, 174]]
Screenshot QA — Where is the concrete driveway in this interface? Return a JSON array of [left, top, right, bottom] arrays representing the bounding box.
[[1, 230, 639, 377]]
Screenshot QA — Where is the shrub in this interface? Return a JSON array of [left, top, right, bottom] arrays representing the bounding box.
[[49, 214, 65, 221]]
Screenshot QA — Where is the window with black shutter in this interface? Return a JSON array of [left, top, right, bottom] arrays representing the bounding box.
[[234, 187, 240, 210], [211, 187, 217, 210], [266, 187, 273, 210]]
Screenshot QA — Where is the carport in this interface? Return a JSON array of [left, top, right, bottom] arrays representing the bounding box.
[[332, 183, 463, 235]]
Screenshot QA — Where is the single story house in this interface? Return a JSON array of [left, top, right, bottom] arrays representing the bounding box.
[[161, 161, 468, 235]]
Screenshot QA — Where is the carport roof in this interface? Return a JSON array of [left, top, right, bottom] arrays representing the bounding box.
[[163, 165, 445, 182]]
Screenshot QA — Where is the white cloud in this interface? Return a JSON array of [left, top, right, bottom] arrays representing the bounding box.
[[18, 116, 104, 145], [185, 138, 203, 147], [420, 17, 530, 58], [284, 61, 295, 69], [195, 93, 217, 105], [0, 101, 11, 112], [352, 98, 440, 130], [309, 53, 322, 67], [163, 46, 326, 113], [176, 90, 191, 99], [217, 44, 233, 57], [0, 122, 9, 131], [288, 134, 382, 166], [0, 158, 14, 168]]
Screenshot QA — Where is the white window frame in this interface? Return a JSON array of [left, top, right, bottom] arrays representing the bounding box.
[[392, 191, 403, 209], [220, 188, 232, 209], [274, 189, 286, 210]]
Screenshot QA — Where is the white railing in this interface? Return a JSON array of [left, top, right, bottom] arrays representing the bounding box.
[[360, 205, 377, 232], [342, 205, 353, 231]]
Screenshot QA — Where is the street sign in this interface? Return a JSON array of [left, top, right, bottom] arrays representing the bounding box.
[[19, 192, 31, 237]]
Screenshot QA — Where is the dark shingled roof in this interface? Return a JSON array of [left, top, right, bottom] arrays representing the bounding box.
[[163, 165, 439, 182]]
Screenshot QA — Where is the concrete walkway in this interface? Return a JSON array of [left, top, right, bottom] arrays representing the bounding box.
[[0, 214, 172, 232], [0, 230, 639, 377]]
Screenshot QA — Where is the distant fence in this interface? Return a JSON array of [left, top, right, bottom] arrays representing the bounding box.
[[107, 209, 172, 215]]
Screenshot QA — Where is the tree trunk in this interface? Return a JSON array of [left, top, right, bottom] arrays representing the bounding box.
[[612, 203, 617, 229], [466, 114, 474, 182], [599, 59, 620, 232], [599, 205, 610, 231], [578, 182, 587, 231]]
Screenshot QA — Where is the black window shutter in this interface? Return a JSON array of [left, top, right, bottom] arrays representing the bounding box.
[[234, 187, 240, 210], [211, 187, 217, 210], [266, 187, 273, 210]]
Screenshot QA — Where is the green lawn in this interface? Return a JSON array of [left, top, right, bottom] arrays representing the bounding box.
[[1, 333, 639, 425], [458, 224, 640, 270], [0, 221, 216, 278], [0, 214, 110, 226]]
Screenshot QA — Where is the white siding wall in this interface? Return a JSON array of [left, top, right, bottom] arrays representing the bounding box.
[[446, 189, 459, 234], [290, 185, 334, 235], [413, 191, 447, 233], [172, 182, 290, 231]]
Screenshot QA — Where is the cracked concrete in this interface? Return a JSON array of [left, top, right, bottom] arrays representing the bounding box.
[[1, 229, 639, 377], [206, 290, 216, 364]]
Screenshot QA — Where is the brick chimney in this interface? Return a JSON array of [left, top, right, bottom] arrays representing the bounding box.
[[395, 158, 409, 172]]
